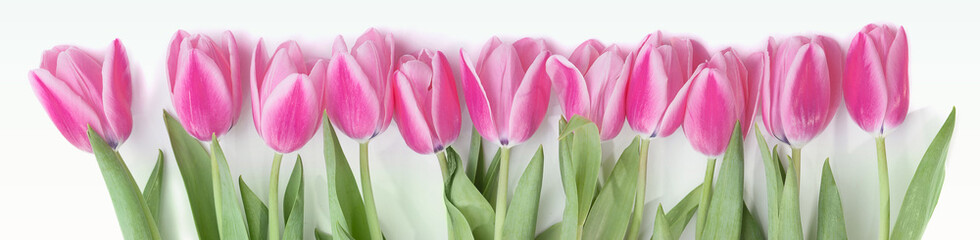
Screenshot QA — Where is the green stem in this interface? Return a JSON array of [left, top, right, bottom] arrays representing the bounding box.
[[210, 144, 223, 234], [268, 152, 283, 240], [626, 138, 651, 240], [792, 148, 801, 183], [361, 142, 383, 240], [436, 150, 450, 182], [876, 136, 890, 240], [696, 158, 717, 240], [493, 147, 511, 240]]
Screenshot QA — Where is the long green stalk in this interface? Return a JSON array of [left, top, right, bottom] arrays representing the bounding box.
[[268, 152, 284, 239], [792, 148, 801, 183], [493, 147, 512, 240], [361, 142, 383, 240], [626, 138, 651, 240], [876, 136, 890, 240], [436, 150, 450, 181]]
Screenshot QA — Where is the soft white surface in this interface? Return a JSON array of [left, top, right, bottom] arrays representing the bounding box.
[[1, 0, 977, 239]]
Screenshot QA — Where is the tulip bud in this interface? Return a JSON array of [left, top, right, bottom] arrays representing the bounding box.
[[29, 39, 132, 152], [326, 28, 395, 142], [250, 39, 326, 153], [167, 30, 241, 141], [626, 32, 709, 138], [546, 40, 632, 141], [680, 49, 760, 156], [844, 24, 909, 135], [392, 50, 462, 154], [459, 37, 552, 146]]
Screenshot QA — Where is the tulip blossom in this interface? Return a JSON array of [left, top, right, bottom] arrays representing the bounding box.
[[29, 39, 132, 152], [546, 40, 633, 141], [681, 48, 759, 157], [392, 50, 461, 155], [250, 39, 326, 153], [167, 30, 241, 141], [326, 28, 395, 142], [844, 24, 909, 135]]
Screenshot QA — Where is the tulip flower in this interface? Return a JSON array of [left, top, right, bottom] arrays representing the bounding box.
[[29, 39, 132, 152], [167, 30, 241, 141], [622, 32, 708, 240], [392, 49, 461, 156], [251, 38, 326, 239], [681, 48, 759, 157], [325, 28, 396, 240], [546, 39, 633, 141], [459, 36, 551, 240], [842, 24, 909, 240]]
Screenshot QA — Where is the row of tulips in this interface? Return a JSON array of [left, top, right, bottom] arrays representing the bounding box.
[[29, 24, 954, 240]]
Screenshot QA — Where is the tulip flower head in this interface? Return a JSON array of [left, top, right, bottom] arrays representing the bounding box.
[[250, 39, 326, 153], [392, 50, 462, 154], [679, 49, 760, 156], [167, 30, 241, 141], [459, 37, 552, 147], [29, 39, 132, 152], [844, 24, 909, 135], [326, 28, 395, 142], [546, 40, 633, 141], [754, 35, 843, 148]]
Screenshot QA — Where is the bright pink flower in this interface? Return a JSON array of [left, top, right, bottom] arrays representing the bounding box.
[[626, 32, 709, 138], [326, 28, 395, 142], [29, 39, 132, 152], [167, 30, 241, 141], [392, 50, 461, 154], [459, 37, 551, 146], [754, 35, 843, 147], [546, 39, 633, 141], [679, 49, 760, 156], [251, 39, 326, 153], [844, 24, 909, 135]]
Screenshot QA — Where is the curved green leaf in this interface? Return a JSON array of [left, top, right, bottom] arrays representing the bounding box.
[[88, 128, 161, 240], [480, 149, 503, 205], [315, 228, 333, 240], [284, 157, 305, 240], [163, 111, 219, 239], [211, 138, 250, 240], [652, 205, 673, 240], [666, 184, 702, 239], [558, 116, 602, 240], [445, 148, 495, 239], [740, 204, 765, 240], [323, 113, 371, 240], [582, 137, 641, 240], [502, 146, 546, 239], [754, 124, 784, 238], [817, 159, 847, 240], [892, 108, 956, 240], [535, 223, 561, 240], [779, 159, 803, 240], [240, 177, 269, 240], [467, 128, 486, 183], [143, 150, 165, 223], [446, 198, 476, 240], [702, 122, 744, 239]]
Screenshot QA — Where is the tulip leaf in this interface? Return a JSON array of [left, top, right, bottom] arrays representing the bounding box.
[[702, 122, 744, 240], [322, 114, 371, 240], [892, 108, 956, 240], [582, 137, 641, 240], [480, 149, 503, 205], [240, 177, 269, 240], [210, 138, 250, 240], [816, 158, 848, 240], [444, 147, 495, 239], [558, 116, 602, 240], [283, 156, 305, 240], [467, 128, 486, 183], [88, 128, 162, 240], [740, 204, 765, 240], [446, 198, 476, 240], [754, 124, 784, 238], [163, 111, 220, 239], [143, 150, 165, 224], [315, 228, 333, 240], [651, 205, 673, 240], [779, 158, 803, 240], [502, 146, 545, 239], [665, 184, 702, 239], [535, 223, 561, 240]]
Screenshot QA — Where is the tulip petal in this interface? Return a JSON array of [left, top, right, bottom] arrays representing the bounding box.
[[459, 50, 499, 144], [683, 69, 737, 156], [569, 39, 604, 72], [326, 52, 381, 141], [30, 69, 104, 152], [507, 51, 551, 145], [480, 44, 525, 137], [780, 44, 832, 146], [260, 74, 321, 153], [56, 48, 104, 112], [168, 30, 190, 91], [584, 48, 625, 104], [546, 55, 589, 120], [476, 37, 503, 72], [816, 35, 844, 128], [222, 31, 241, 121], [595, 53, 631, 141], [102, 39, 133, 143], [513, 37, 546, 70], [744, 52, 768, 136], [173, 49, 234, 141], [430, 51, 461, 148], [41, 45, 71, 73], [626, 43, 684, 137], [844, 32, 888, 133], [308, 59, 328, 106], [262, 41, 305, 104], [883, 27, 909, 129], [393, 70, 436, 154], [250, 38, 269, 135]]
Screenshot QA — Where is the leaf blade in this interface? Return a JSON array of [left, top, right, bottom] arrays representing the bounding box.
[[892, 108, 956, 240], [323, 113, 372, 240], [502, 146, 546, 239], [88, 128, 161, 240], [582, 137, 641, 240], [163, 111, 219, 239], [702, 123, 745, 239]]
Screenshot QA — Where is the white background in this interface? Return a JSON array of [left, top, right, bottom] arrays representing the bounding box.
[[1, 0, 978, 239]]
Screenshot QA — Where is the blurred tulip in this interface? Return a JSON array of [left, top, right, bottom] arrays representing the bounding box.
[[679, 48, 759, 156], [326, 28, 395, 141], [392, 50, 461, 154], [29, 39, 132, 152], [167, 30, 241, 141], [844, 24, 909, 135], [546, 40, 633, 141], [459, 37, 552, 146], [250, 39, 326, 153]]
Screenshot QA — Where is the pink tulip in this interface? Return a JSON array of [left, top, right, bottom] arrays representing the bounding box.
[[679, 49, 760, 156], [754, 35, 843, 147], [546, 39, 633, 141], [459, 37, 552, 146], [167, 30, 241, 141], [326, 28, 395, 141], [29, 39, 132, 152], [250, 39, 326, 153], [844, 24, 909, 134], [392, 50, 462, 154], [626, 32, 709, 138]]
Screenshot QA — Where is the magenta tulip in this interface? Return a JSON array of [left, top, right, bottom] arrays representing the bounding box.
[[326, 28, 395, 142], [546, 40, 633, 141], [679, 48, 759, 156], [250, 39, 326, 153], [755, 35, 843, 148], [167, 30, 241, 141], [392, 50, 461, 154], [844, 24, 909, 135], [459, 37, 552, 146], [29, 39, 132, 152]]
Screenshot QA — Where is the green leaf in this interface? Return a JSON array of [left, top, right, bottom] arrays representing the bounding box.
[[88, 128, 161, 240], [163, 111, 219, 239], [535, 223, 561, 240], [323, 113, 372, 240], [480, 149, 503, 206], [817, 159, 847, 240], [558, 116, 602, 240], [778, 158, 803, 240], [446, 198, 476, 240], [445, 148, 495, 239], [740, 204, 765, 240], [315, 228, 333, 240], [143, 150, 165, 224], [665, 184, 702, 239], [284, 157, 305, 240], [582, 137, 641, 240], [702, 122, 744, 240], [467, 128, 486, 183], [892, 108, 956, 240], [502, 146, 546, 239], [211, 138, 250, 240], [754, 124, 783, 238], [651, 205, 673, 240], [240, 177, 269, 240]]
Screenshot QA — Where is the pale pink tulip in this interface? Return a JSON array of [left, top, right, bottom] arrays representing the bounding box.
[[29, 39, 132, 152], [844, 24, 909, 135], [167, 30, 241, 141], [546, 39, 633, 141], [251, 39, 326, 153], [679, 49, 760, 156], [626, 32, 709, 138], [459, 37, 552, 146], [754, 35, 843, 147], [326, 28, 395, 141], [392, 50, 461, 154]]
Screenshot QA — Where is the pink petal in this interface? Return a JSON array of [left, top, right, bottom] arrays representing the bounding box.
[[883, 27, 909, 129], [262, 41, 305, 104], [41, 45, 71, 73], [250, 38, 269, 135], [326, 52, 381, 141], [222, 31, 241, 124], [56, 47, 104, 113], [393, 70, 436, 154], [308, 59, 328, 107], [480, 44, 525, 137], [30, 69, 104, 152], [683, 69, 737, 156], [816, 35, 844, 128], [173, 49, 234, 141], [569, 39, 604, 72], [780, 44, 832, 147], [506, 51, 552, 145], [595, 53, 631, 141], [476, 37, 503, 72], [332, 35, 349, 56], [744, 52, 768, 137], [459, 50, 500, 144], [513, 37, 546, 71], [584, 48, 625, 105], [430, 51, 461, 148], [844, 32, 888, 133], [259, 74, 322, 153], [626, 42, 684, 137], [167, 30, 190, 92], [101, 39, 133, 143], [546, 55, 589, 120]]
